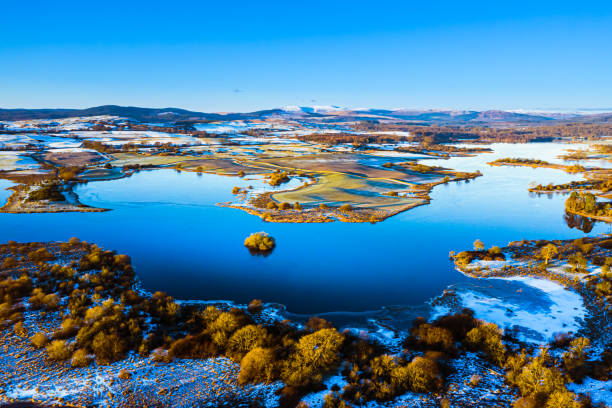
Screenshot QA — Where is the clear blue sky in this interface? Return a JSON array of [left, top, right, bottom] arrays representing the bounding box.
[[1, 1, 611, 112]]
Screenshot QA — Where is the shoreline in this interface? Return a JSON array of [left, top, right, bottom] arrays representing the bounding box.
[[1, 229, 609, 407], [450, 236, 612, 351], [564, 208, 612, 223], [218, 169, 479, 223], [487, 160, 598, 173], [0, 184, 108, 214]]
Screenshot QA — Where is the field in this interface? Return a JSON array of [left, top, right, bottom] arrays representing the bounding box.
[[272, 173, 421, 210], [0, 152, 40, 172], [43, 149, 108, 167], [255, 152, 428, 181], [0, 116, 477, 220]]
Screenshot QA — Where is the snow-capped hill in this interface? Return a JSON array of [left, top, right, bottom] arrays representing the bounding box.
[[312, 105, 345, 113], [281, 105, 303, 112], [281, 105, 345, 114]]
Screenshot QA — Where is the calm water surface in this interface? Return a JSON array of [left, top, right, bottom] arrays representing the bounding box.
[[1, 142, 610, 315]]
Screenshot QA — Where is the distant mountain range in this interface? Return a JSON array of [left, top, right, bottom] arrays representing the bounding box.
[[0, 105, 274, 123], [1, 105, 611, 125]]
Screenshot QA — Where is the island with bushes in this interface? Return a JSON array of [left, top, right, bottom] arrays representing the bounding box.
[[244, 232, 276, 254], [488, 157, 593, 174]]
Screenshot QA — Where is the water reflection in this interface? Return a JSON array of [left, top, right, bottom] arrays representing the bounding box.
[[246, 247, 275, 257], [564, 211, 595, 233]]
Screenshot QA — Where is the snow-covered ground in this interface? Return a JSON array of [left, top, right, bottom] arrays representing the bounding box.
[[442, 253, 595, 344], [3, 116, 119, 131], [193, 120, 293, 133], [433, 273, 586, 344], [568, 377, 612, 406], [0, 307, 282, 407], [72, 130, 202, 146], [300, 373, 347, 407], [0, 151, 40, 171]]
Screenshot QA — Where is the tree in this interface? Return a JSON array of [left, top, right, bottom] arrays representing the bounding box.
[[247, 299, 263, 313], [282, 328, 344, 386], [268, 171, 290, 186], [227, 325, 268, 361], [294, 328, 344, 371], [92, 331, 126, 364], [238, 347, 276, 384], [465, 322, 505, 365], [13, 321, 27, 338], [562, 337, 590, 380], [244, 232, 276, 252], [488, 246, 502, 255], [511, 349, 565, 404], [540, 244, 558, 265], [208, 312, 240, 347], [407, 356, 440, 393], [412, 324, 453, 351], [339, 204, 352, 212], [544, 391, 580, 408], [583, 193, 597, 213], [473, 239, 485, 251], [568, 253, 588, 273]]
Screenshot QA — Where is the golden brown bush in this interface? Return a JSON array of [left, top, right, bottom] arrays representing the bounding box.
[[244, 232, 276, 252], [30, 332, 49, 348], [412, 324, 454, 350], [465, 322, 505, 365], [238, 347, 276, 385], [2, 257, 18, 268], [71, 349, 92, 368], [46, 340, 72, 361], [407, 356, 440, 393], [227, 325, 269, 361], [92, 331, 127, 364]]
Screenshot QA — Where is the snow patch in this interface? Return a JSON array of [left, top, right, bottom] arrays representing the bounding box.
[[568, 377, 612, 406]]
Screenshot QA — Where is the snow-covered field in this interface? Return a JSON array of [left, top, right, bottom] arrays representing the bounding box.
[[433, 276, 586, 343], [0, 303, 285, 407], [434, 255, 591, 343], [3, 116, 120, 131], [194, 120, 293, 133], [0, 151, 40, 171], [72, 130, 202, 146]]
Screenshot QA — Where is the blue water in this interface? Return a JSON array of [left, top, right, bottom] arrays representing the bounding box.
[[0, 142, 609, 314]]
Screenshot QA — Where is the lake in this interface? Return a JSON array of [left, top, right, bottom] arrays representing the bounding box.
[[1, 142, 610, 316]]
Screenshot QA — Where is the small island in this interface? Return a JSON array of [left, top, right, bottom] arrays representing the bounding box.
[[244, 231, 276, 253], [488, 157, 591, 173]]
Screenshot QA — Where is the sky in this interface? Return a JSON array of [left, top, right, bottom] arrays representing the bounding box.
[[1, 1, 611, 112]]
